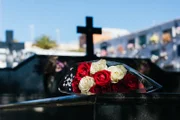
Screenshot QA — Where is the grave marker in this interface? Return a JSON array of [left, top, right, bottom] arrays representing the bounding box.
[[77, 17, 102, 58], [0, 30, 24, 52], [6, 30, 13, 53]]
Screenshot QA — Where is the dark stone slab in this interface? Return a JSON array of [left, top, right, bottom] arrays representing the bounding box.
[[1, 94, 180, 120], [0, 55, 45, 94], [0, 94, 45, 105]]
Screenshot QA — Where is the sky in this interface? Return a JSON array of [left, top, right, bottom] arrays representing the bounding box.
[[0, 0, 180, 44]]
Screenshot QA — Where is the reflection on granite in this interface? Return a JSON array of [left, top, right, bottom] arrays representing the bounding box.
[[1, 93, 180, 120], [0, 94, 45, 105]]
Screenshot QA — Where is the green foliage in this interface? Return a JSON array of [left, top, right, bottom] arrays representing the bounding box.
[[68, 48, 85, 52], [34, 35, 57, 49]]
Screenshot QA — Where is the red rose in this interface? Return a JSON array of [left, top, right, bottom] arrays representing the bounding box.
[[76, 62, 91, 80], [93, 70, 111, 86], [90, 84, 112, 94], [111, 84, 119, 92], [89, 85, 101, 94], [72, 77, 80, 93], [111, 81, 123, 92], [123, 73, 139, 90], [138, 82, 146, 93], [101, 84, 112, 93], [111, 81, 130, 93], [118, 86, 130, 93]]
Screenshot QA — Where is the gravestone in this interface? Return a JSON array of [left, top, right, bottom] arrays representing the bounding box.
[[6, 30, 14, 53], [0, 30, 24, 52], [1, 94, 180, 120], [77, 16, 102, 58], [5, 31, 15, 67]]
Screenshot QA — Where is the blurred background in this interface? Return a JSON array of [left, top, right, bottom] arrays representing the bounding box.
[[0, 0, 180, 70]]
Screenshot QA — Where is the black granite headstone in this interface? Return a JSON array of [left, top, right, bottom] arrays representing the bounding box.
[[2, 94, 180, 120]]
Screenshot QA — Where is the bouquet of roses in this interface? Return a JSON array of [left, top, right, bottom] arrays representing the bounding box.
[[58, 59, 162, 95]]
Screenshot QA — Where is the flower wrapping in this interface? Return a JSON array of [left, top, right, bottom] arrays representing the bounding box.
[[58, 59, 162, 95]]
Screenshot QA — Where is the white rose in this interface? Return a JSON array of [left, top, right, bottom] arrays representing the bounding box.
[[108, 65, 127, 83], [90, 59, 107, 74], [78, 76, 95, 94]]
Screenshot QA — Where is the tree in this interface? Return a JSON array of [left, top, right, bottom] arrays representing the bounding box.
[[34, 35, 57, 49]]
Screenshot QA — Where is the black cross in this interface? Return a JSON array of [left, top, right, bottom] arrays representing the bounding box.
[[0, 30, 24, 53], [77, 16, 102, 58], [6, 30, 13, 53]]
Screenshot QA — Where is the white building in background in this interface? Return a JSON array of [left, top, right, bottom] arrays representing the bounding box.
[[22, 41, 84, 58], [102, 28, 130, 39], [58, 43, 79, 51], [94, 18, 180, 71], [95, 18, 180, 56], [23, 42, 84, 56], [79, 27, 130, 48]]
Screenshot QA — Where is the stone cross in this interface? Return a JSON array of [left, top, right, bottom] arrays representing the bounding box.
[[0, 30, 24, 52], [6, 30, 13, 53], [77, 16, 102, 58]]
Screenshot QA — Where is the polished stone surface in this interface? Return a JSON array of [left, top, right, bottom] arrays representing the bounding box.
[[1, 93, 180, 120]]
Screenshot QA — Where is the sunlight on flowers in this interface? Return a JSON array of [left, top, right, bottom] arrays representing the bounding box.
[[108, 65, 127, 83], [78, 76, 95, 94], [90, 59, 107, 74]]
